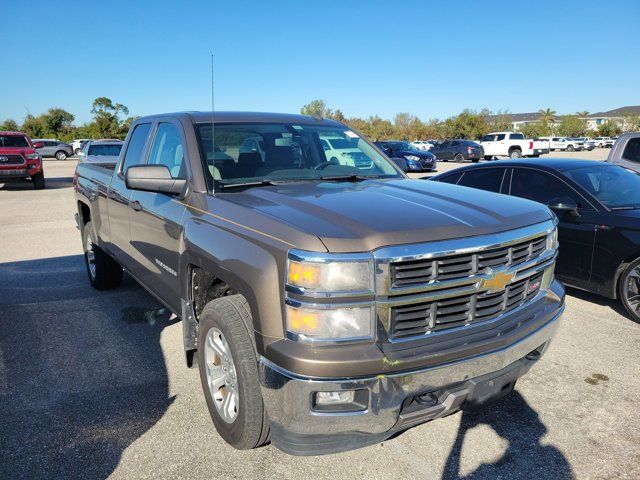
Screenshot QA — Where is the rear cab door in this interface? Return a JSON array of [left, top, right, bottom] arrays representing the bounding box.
[[480, 133, 506, 156]]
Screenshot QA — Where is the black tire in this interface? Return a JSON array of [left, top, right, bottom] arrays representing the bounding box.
[[198, 295, 270, 450], [55, 150, 68, 161], [484, 156, 493, 161], [618, 258, 640, 323], [454, 153, 465, 162], [82, 221, 123, 290], [509, 149, 522, 159], [74, 148, 81, 155], [472, 158, 480, 163], [567, 145, 575, 152], [32, 172, 45, 190]]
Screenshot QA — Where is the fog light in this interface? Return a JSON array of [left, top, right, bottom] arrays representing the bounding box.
[[315, 391, 355, 405]]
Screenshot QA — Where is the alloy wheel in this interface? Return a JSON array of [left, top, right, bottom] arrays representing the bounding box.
[[85, 235, 96, 280], [204, 327, 239, 423], [624, 266, 640, 315]]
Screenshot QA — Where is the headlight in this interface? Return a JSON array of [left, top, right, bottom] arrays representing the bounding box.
[[405, 155, 421, 161], [546, 227, 558, 250], [286, 304, 373, 341], [287, 258, 373, 292], [26, 154, 40, 160]]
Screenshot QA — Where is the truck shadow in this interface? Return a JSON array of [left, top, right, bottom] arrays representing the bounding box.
[[0, 176, 73, 191], [564, 286, 634, 322], [441, 391, 574, 479], [0, 254, 176, 479]]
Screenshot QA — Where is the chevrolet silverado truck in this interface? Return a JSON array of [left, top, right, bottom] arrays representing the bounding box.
[[74, 112, 564, 455], [0, 131, 45, 189]]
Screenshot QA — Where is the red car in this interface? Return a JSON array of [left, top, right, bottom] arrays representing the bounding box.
[[0, 131, 45, 189]]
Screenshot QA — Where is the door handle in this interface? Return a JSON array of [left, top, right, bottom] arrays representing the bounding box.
[[129, 200, 143, 212]]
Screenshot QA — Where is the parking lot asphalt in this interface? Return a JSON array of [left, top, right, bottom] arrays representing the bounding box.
[[1, 151, 639, 480]]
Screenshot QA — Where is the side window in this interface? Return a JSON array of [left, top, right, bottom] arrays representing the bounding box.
[[147, 123, 186, 179], [121, 123, 152, 174], [437, 172, 463, 185], [451, 141, 459, 146], [495, 134, 506, 141], [622, 138, 640, 163], [510, 133, 524, 140], [510, 169, 584, 207], [458, 168, 505, 192]]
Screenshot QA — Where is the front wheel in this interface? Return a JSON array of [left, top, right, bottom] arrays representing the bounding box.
[[618, 258, 640, 323], [32, 172, 45, 190], [82, 221, 123, 290], [567, 145, 575, 152], [198, 295, 270, 450], [509, 149, 522, 159], [55, 150, 68, 161], [484, 156, 493, 161], [454, 153, 465, 162], [74, 148, 82, 155]]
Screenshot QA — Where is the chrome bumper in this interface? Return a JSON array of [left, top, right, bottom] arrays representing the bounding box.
[[259, 284, 564, 455]]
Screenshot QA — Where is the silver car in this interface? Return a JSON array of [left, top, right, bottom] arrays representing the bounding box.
[[33, 139, 74, 160], [79, 140, 123, 165], [607, 132, 640, 173]]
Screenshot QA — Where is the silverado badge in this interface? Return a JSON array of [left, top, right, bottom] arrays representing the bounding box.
[[480, 271, 515, 293]]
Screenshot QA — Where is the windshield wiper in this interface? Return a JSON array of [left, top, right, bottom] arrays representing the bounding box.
[[319, 174, 379, 182], [219, 179, 283, 189]]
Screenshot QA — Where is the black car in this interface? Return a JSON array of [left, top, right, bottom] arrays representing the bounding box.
[[430, 159, 640, 322], [431, 139, 484, 162], [374, 141, 437, 172]]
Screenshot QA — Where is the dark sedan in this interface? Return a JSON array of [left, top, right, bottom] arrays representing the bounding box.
[[431, 139, 484, 162], [430, 159, 640, 322], [374, 141, 437, 172]]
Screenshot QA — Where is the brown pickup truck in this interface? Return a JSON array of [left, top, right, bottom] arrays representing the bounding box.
[[74, 111, 564, 455]]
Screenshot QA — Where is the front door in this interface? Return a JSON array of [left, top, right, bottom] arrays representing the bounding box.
[[508, 167, 596, 286], [128, 121, 188, 312]]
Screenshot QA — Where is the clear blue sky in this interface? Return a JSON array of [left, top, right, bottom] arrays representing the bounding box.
[[2, 0, 638, 124]]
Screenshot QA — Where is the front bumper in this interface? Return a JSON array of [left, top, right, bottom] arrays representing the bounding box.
[[260, 282, 564, 455]]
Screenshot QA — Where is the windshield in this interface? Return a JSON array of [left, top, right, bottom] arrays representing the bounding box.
[[564, 165, 640, 208], [88, 144, 122, 156], [0, 135, 30, 148], [196, 123, 401, 188]]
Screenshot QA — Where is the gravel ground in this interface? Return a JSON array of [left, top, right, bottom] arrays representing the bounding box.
[[1, 151, 639, 480]]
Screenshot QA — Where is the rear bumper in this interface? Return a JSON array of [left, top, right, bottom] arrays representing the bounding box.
[[259, 286, 564, 455]]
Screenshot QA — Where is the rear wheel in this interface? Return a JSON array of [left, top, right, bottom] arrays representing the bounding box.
[[55, 150, 68, 161], [509, 149, 522, 159], [198, 295, 270, 450], [82, 221, 123, 290], [618, 258, 640, 323], [454, 153, 465, 162], [484, 156, 493, 161], [32, 172, 45, 190], [74, 148, 82, 155], [567, 145, 575, 152]]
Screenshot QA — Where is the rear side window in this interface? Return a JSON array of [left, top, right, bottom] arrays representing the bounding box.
[[495, 134, 506, 141], [437, 172, 463, 184], [147, 123, 186, 179], [510, 169, 583, 207], [622, 138, 640, 163], [458, 168, 505, 192], [510, 133, 524, 140], [121, 123, 152, 174]]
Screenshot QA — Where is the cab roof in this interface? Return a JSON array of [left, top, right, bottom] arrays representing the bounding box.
[[135, 111, 345, 127]]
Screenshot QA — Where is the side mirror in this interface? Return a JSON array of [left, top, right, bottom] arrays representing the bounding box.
[[391, 157, 410, 173], [125, 164, 186, 195], [33, 142, 44, 149], [547, 197, 579, 217]]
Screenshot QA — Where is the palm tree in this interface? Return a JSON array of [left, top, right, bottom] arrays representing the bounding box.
[[576, 111, 589, 118], [538, 108, 557, 125]]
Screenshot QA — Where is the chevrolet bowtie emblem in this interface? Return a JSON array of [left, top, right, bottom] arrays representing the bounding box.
[[480, 271, 515, 293]]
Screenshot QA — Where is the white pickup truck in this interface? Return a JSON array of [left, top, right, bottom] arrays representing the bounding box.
[[479, 132, 534, 159]]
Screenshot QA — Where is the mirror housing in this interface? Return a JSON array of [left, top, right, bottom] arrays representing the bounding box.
[[125, 164, 186, 195], [390, 157, 410, 173], [547, 197, 579, 217], [33, 142, 44, 149]]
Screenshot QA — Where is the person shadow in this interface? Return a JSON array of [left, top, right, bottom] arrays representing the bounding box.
[[441, 390, 574, 480], [0, 254, 177, 479]]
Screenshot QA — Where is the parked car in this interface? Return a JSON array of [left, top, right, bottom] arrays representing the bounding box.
[[0, 131, 45, 189], [410, 140, 434, 151], [532, 138, 550, 157], [78, 140, 124, 165], [568, 138, 586, 151], [479, 132, 534, 159], [374, 140, 437, 171], [320, 135, 373, 169], [70, 138, 91, 155], [538, 137, 580, 152], [607, 132, 640, 173], [593, 137, 611, 148], [33, 139, 73, 160], [430, 139, 483, 162], [430, 158, 640, 322], [74, 111, 563, 455], [576, 137, 595, 151]]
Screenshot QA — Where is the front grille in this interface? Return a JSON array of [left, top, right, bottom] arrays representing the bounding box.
[[390, 272, 544, 339], [0, 155, 25, 165], [391, 235, 546, 288]]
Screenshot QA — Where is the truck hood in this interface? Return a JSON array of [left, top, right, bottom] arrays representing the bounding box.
[[221, 178, 552, 252], [0, 146, 34, 156]]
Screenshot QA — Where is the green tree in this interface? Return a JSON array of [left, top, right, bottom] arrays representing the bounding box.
[[0, 119, 19, 131], [21, 114, 47, 138], [488, 109, 513, 132], [557, 115, 587, 137], [441, 109, 489, 140], [91, 97, 130, 138], [538, 108, 557, 132], [520, 120, 551, 139], [621, 113, 640, 132], [300, 99, 333, 118], [43, 108, 75, 139], [576, 111, 589, 118], [597, 121, 622, 137]]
